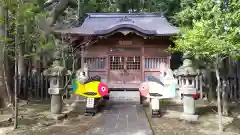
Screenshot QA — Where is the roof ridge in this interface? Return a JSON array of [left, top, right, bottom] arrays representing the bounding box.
[[87, 12, 164, 18]]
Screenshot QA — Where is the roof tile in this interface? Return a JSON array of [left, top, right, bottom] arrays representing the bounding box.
[[54, 13, 179, 36]]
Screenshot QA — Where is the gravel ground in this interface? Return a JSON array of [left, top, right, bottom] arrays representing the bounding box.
[[7, 114, 101, 135], [145, 100, 240, 135], [0, 99, 101, 135], [2, 99, 240, 135]]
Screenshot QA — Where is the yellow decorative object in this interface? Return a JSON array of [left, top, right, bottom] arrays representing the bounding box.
[[72, 78, 108, 98]]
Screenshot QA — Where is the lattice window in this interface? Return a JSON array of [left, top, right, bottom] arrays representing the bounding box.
[[110, 56, 124, 70], [84, 57, 106, 69], [144, 57, 168, 69], [126, 56, 141, 70]]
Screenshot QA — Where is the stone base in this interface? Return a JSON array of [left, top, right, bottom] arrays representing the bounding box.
[[84, 112, 96, 116], [47, 113, 68, 120], [85, 107, 97, 116], [180, 113, 199, 122], [152, 114, 161, 118], [152, 109, 161, 118]]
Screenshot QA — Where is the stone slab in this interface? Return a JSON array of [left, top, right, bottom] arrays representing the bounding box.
[[88, 102, 153, 135], [44, 113, 68, 120], [109, 91, 140, 103], [180, 113, 199, 122]]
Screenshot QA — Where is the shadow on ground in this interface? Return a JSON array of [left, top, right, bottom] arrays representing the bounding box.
[[0, 98, 103, 135]]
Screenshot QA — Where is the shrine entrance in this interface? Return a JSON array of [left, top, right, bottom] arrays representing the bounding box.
[[55, 12, 180, 135], [108, 47, 142, 89]]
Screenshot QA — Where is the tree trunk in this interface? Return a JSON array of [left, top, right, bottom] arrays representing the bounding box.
[[18, 53, 25, 99], [3, 8, 14, 104], [19, 23, 31, 100], [3, 6, 14, 107], [5, 6, 14, 102], [215, 68, 223, 133], [222, 58, 229, 116], [222, 79, 229, 116], [18, 52, 25, 77], [3, 56, 14, 106], [0, 5, 9, 109], [49, 0, 70, 26], [206, 71, 214, 101], [6, 56, 15, 102], [14, 1, 20, 128]]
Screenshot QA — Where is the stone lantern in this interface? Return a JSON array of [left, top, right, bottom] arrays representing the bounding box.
[[175, 56, 199, 121], [44, 51, 67, 114]]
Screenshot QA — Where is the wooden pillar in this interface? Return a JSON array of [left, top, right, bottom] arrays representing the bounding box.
[[106, 55, 109, 83], [141, 46, 145, 81]]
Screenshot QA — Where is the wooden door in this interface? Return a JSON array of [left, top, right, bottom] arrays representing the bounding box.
[[109, 55, 141, 89]]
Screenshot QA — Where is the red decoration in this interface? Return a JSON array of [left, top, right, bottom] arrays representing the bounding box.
[[194, 93, 199, 100]]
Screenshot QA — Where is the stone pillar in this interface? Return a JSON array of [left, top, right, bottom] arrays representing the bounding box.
[[183, 95, 195, 114], [51, 95, 63, 114]]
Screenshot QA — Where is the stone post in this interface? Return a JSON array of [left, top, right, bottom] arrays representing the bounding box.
[[175, 54, 199, 121], [43, 51, 67, 114]]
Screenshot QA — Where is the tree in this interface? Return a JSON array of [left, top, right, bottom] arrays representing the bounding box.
[[46, 0, 183, 27], [0, 0, 57, 128], [0, 1, 9, 109], [170, 0, 240, 133], [173, 0, 240, 102]]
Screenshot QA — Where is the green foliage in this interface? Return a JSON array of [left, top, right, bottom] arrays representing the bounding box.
[[2, 0, 56, 63], [140, 0, 181, 19], [53, 0, 183, 28], [173, 0, 217, 27], [170, 0, 240, 68]]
